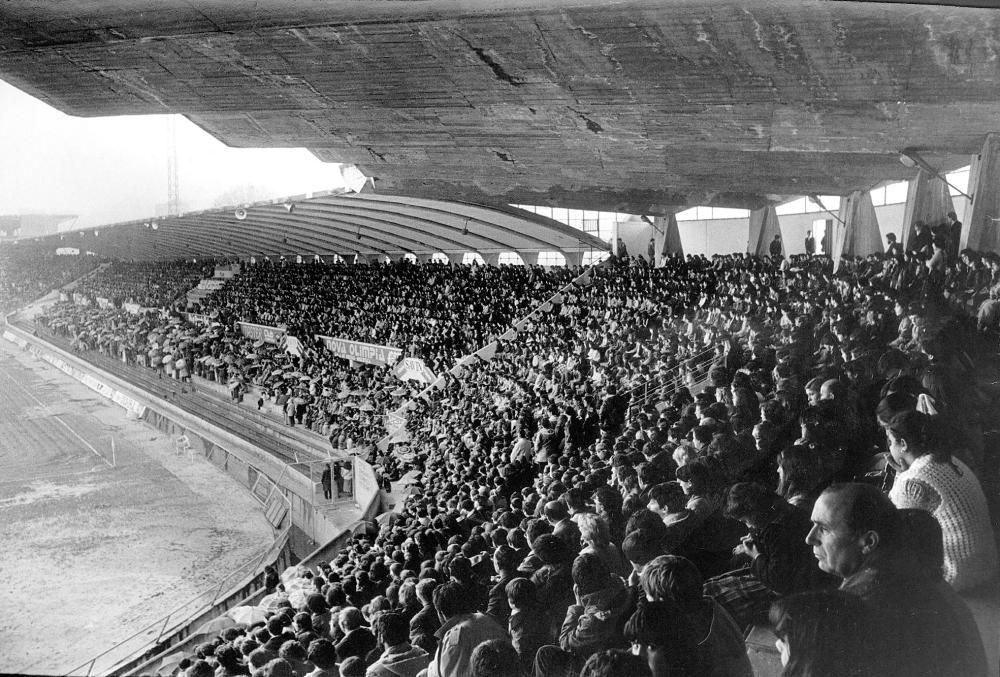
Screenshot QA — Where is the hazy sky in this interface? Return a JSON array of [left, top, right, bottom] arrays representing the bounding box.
[[0, 78, 348, 230]]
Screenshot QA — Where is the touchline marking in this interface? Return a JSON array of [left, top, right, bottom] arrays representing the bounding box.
[[1, 371, 113, 468]]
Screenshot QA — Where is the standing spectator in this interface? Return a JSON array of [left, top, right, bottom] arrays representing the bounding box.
[[804, 231, 816, 256], [321, 465, 332, 501], [426, 582, 507, 677], [769, 234, 783, 258], [367, 612, 429, 677]]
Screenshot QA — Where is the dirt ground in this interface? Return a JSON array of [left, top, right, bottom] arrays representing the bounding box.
[[0, 339, 274, 676]]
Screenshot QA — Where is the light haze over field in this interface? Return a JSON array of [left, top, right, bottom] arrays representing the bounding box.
[[0, 78, 347, 230]]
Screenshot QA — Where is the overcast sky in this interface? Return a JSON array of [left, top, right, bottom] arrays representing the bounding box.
[[0, 78, 347, 230]]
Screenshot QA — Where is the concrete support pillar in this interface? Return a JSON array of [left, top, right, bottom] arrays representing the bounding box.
[[901, 170, 955, 248], [524, 252, 542, 266], [835, 191, 883, 266], [964, 133, 1000, 252], [563, 251, 584, 268], [748, 206, 781, 257], [653, 214, 684, 264], [482, 252, 501, 266]]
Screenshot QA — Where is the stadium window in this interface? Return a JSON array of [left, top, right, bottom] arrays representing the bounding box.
[[711, 207, 751, 219], [582, 250, 611, 266], [431, 252, 449, 263], [946, 167, 970, 197], [329, 254, 344, 264], [403, 253, 417, 263], [536, 251, 566, 266], [551, 207, 568, 223], [675, 207, 698, 221], [776, 198, 807, 215], [296, 254, 303, 264], [463, 252, 485, 265], [870, 186, 886, 207], [498, 252, 524, 265], [884, 181, 908, 204]]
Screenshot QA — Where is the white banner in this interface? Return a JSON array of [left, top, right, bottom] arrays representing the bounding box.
[[392, 357, 436, 384], [317, 335, 403, 367]]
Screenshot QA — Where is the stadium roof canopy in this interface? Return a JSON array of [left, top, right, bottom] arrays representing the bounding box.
[[0, 0, 997, 217], [36, 191, 609, 262]]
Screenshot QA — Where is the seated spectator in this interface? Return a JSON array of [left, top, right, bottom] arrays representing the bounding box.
[[672, 460, 746, 577], [471, 639, 525, 677], [367, 611, 430, 677], [506, 577, 548, 674], [577, 513, 628, 578], [486, 545, 518, 624], [533, 552, 632, 675], [883, 410, 998, 590], [806, 483, 987, 677], [704, 482, 835, 629], [579, 649, 651, 677], [768, 590, 878, 677], [409, 579, 441, 645], [625, 599, 700, 677], [544, 500, 582, 553], [529, 534, 576, 641], [425, 581, 507, 677], [640, 555, 753, 677]]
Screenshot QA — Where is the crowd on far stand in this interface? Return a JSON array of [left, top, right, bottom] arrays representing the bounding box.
[[0, 246, 100, 313], [109, 236, 996, 677]]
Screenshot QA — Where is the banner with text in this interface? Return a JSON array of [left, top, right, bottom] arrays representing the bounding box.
[[239, 321, 286, 345], [185, 312, 210, 325], [317, 335, 403, 367], [393, 356, 437, 384]]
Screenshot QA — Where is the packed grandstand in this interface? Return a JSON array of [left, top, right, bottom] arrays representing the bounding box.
[[2, 235, 999, 677]]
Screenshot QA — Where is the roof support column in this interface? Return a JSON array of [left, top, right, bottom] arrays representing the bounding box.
[[654, 214, 683, 265], [481, 253, 501, 266], [563, 251, 584, 268], [963, 133, 1000, 252], [834, 191, 883, 264], [901, 170, 954, 249], [748, 206, 781, 257]]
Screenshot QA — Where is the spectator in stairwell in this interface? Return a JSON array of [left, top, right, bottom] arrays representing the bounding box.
[[769, 234, 783, 258], [804, 231, 816, 256], [321, 464, 332, 500], [334, 462, 344, 496], [947, 211, 962, 259], [910, 221, 933, 258], [885, 232, 903, 259], [647, 238, 656, 265]]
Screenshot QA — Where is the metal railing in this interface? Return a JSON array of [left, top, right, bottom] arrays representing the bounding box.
[[623, 343, 719, 415], [63, 522, 291, 677]]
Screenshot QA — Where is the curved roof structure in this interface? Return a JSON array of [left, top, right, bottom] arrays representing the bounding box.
[[38, 191, 609, 261], [1, 1, 998, 215]]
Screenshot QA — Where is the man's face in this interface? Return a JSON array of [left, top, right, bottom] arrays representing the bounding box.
[[806, 492, 867, 578]]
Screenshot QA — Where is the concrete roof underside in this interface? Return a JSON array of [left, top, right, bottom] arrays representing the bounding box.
[[0, 0, 998, 214], [40, 192, 609, 262]]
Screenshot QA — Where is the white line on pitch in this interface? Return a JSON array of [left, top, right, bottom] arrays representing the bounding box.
[[1, 371, 113, 468]]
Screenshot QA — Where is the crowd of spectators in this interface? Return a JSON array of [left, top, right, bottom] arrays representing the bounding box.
[[199, 260, 573, 374], [6, 227, 1000, 677], [134, 241, 999, 677], [69, 259, 212, 308], [0, 247, 99, 313]]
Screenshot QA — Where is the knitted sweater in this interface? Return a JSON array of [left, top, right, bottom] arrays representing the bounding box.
[[889, 455, 998, 591]]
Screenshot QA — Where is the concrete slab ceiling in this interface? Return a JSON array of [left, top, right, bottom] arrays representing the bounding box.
[[0, 0, 996, 213]]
